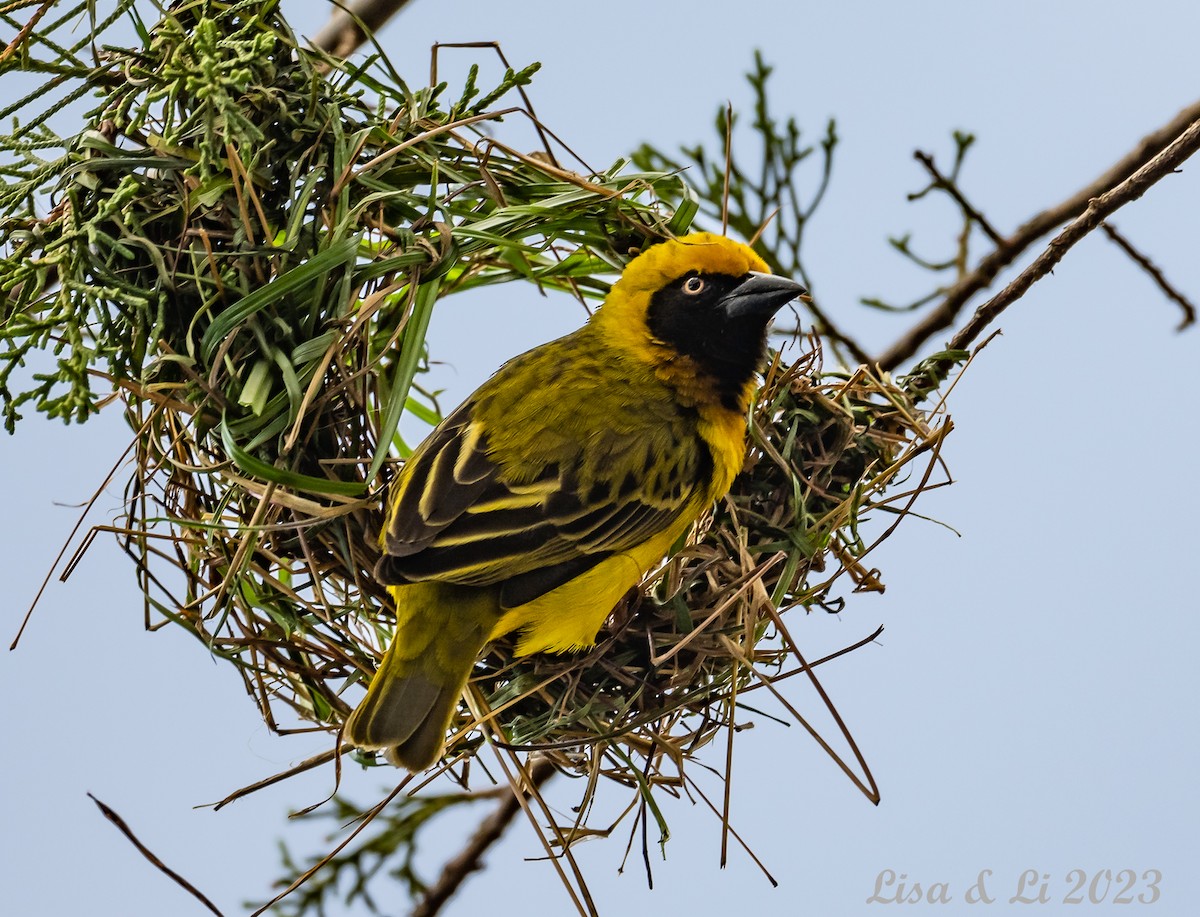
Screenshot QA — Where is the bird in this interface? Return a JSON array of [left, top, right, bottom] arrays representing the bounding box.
[[343, 232, 805, 770]]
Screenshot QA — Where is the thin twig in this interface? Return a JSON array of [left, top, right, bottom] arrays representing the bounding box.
[[912, 150, 1006, 245], [682, 776, 778, 887], [249, 778, 415, 916], [88, 794, 224, 917], [1101, 222, 1197, 330], [207, 748, 345, 811], [878, 98, 1200, 369], [10, 409, 153, 650], [722, 101, 733, 235], [465, 688, 597, 917], [949, 116, 1200, 351], [412, 759, 557, 917]]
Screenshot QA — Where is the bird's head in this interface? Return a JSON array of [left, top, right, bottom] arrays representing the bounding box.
[[594, 233, 806, 410]]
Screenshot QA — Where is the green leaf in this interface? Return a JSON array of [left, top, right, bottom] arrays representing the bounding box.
[[220, 417, 365, 496], [237, 358, 273, 416], [199, 237, 361, 363], [368, 276, 440, 484], [667, 183, 699, 235]]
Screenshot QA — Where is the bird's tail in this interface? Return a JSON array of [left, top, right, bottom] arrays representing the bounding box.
[[344, 582, 496, 771]]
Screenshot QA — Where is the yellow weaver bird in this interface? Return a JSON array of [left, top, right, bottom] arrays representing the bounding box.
[[344, 233, 805, 769]]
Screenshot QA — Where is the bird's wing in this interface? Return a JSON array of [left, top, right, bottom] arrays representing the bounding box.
[[376, 398, 709, 608]]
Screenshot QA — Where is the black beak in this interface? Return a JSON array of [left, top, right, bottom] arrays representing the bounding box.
[[720, 272, 807, 321]]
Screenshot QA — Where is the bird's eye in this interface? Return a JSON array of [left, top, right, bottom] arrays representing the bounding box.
[[682, 275, 705, 295]]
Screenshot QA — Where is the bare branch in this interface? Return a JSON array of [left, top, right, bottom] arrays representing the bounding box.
[[1101, 222, 1197, 330], [310, 0, 413, 57], [913, 150, 1005, 245], [948, 117, 1200, 351], [877, 98, 1200, 370], [412, 759, 558, 917]]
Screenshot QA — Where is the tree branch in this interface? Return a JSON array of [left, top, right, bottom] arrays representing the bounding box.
[[411, 758, 558, 917], [310, 0, 413, 57], [947, 116, 1200, 351], [877, 98, 1200, 370]]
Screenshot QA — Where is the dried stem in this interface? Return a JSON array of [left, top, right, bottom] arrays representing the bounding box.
[[0, 0, 54, 65]]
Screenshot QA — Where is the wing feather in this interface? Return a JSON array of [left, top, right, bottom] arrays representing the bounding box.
[[376, 396, 710, 607]]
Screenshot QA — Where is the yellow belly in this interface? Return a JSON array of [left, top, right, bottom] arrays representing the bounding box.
[[489, 515, 693, 655]]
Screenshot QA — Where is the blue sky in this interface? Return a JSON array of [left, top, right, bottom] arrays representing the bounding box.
[[3, 1, 1198, 914]]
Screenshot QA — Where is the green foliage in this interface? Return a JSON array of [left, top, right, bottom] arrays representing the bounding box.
[[0, 0, 688, 452]]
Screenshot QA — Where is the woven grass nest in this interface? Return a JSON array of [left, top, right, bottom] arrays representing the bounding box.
[[3, 2, 954, 812], [120, 343, 950, 800]]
